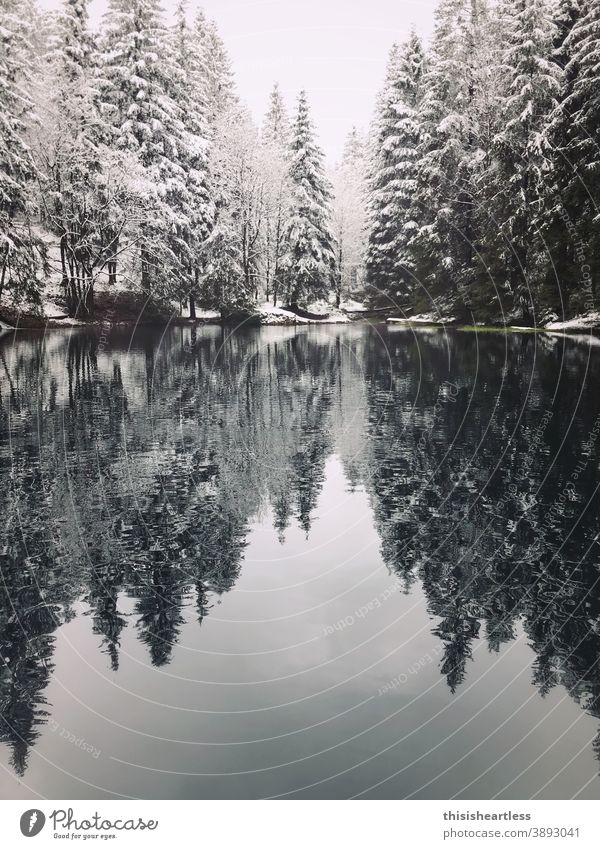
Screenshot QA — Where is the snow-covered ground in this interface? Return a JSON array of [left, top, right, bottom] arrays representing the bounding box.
[[256, 303, 312, 325], [340, 298, 369, 312], [388, 311, 600, 334], [387, 313, 454, 324], [257, 301, 350, 325], [545, 312, 600, 331], [179, 304, 221, 321]]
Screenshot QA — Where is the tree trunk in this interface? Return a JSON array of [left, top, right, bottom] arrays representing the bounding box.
[[511, 239, 532, 325], [0, 245, 8, 303], [84, 278, 94, 317], [107, 229, 118, 287], [336, 244, 343, 308], [61, 236, 76, 317], [141, 244, 151, 292], [189, 294, 196, 320]]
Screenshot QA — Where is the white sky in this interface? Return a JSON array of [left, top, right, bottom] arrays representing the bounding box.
[[39, 0, 438, 162]]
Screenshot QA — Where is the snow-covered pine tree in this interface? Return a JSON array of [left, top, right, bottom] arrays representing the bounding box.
[[540, 0, 584, 316], [194, 12, 236, 127], [261, 83, 290, 305], [100, 0, 190, 298], [191, 11, 250, 313], [38, 0, 110, 316], [412, 0, 492, 318], [263, 83, 289, 148], [57, 0, 93, 82], [493, 0, 560, 323], [203, 107, 264, 312], [0, 0, 46, 309], [554, 0, 584, 66], [549, 0, 600, 315], [281, 91, 337, 307], [365, 33, 424, 308], [169, 1, 213, 319], [332, 127, 367, 306]]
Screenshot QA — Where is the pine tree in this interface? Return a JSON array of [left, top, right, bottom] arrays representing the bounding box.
[[57, 0, 93, 82], [540, 0, 584, 317], [365, 33, 425, 307], [261, 82, 290, 305], [554, 0, 584, 66], [263, 82, 289, 148], [203, 107, 264, 312], [550, 0, 600, 315], [190, 11, 245, 312], [38, 0, 111, 316], [100, 0, 190, 297], [281, 91, 336, 307], [492, 0, 560, 323], [0, 0, 46, 309], [168, 1, 214, 319], [412, 0, 493, 318], [332, 127, 367, 306], [194, 12, 236, 126]]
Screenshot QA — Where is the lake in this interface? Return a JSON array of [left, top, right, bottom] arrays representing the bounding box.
[[1, 322, 599, 799]]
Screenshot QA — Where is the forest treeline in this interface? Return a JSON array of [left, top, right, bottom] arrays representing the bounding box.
[[1, 0, 599, 324], [1, 0, 364, 319], [367, 0, 600, 323]]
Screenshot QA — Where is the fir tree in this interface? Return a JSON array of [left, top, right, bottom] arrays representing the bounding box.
[[365, 33, 425, 307], [203, 107, 263, 312], [554, 0, 584, 67], [168, 0, 214, 319], [540, 0, 584, 317], [493, 0, 560, 323], [282, 91, 336, 307], [0, 0, 46, 309], [57, 0, 93, 82], [192, 12, 244, 312], [332, 127, 367, 305], [551, 0, 600, 315], [263, 82, 289, 148], [412, 0, 492, 318], [194, 12, 236, 126], [100, 0, 189, 297], [262, 82, 290, 305], [39, 0, 110, 316]]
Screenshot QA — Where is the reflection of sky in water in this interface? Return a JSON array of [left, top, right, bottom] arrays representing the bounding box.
[[0, 324, 599, 799]]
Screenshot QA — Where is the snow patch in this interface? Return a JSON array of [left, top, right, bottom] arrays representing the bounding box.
[[387, 313, 453, 325], [545, 313, 600, 331], [256, 302, 350, 325], [257, 304, 310, 325], [340, 299, 368, 312], [180, 304, 220, 320]]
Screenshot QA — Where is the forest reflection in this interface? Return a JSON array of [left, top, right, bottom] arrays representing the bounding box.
[[1, 323, 599, 777]]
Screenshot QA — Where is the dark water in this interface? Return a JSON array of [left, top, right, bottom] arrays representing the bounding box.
[[1, 322, 600, 799]]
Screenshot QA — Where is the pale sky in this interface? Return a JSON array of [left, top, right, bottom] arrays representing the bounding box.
[[39, 0, 438, 162]]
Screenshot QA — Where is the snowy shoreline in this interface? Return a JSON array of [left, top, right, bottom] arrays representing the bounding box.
[[4, 319, 600, 342], [387, 314, 600, 335], [4, 305, 600, 336]]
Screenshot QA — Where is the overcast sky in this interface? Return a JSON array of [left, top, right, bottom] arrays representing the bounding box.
[[39, 0, 438, 162]]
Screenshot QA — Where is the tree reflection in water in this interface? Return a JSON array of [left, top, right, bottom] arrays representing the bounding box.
[[0, 324, 599, 777]]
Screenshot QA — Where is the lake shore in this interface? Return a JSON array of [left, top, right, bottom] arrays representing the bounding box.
[[3, 302, 600, 339], [0, 298, 373, 332], [386, 314, 600, 337]]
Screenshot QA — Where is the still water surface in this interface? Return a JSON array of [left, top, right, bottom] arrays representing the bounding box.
[[1, 323, 599, 799]]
